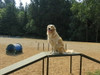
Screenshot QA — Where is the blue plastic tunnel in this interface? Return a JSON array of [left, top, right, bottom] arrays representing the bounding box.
[[6, 43, 23, 55]]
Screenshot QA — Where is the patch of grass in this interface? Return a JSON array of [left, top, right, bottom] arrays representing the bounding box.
[[87, 70, 100, 75]]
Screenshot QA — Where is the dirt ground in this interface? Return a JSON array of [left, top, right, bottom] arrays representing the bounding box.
[[0, 37, 100, 75]]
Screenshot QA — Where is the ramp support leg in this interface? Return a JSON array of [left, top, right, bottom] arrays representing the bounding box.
[[42, 58, 45, 75], [80, 55, 82, 75], [46, 56, 49, 75], [70, 56, 72, 74]]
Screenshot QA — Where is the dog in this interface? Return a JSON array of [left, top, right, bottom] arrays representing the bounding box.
[[47, 24, 73, 54], [47, 24, 66, 54]]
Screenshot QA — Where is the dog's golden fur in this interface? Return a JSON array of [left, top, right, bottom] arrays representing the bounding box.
[[47, 24, 66, 53]]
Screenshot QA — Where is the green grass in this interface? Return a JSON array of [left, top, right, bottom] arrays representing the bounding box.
[[87, 70, 100, 75]]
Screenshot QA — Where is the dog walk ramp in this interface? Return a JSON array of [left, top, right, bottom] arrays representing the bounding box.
[[0, 52, 49, 75]]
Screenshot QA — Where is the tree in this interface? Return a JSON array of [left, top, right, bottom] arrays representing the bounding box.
[[0, 0, 5, 8], [0, 0, 100, 42], [4, 0, 15, 6], [19, 0, 24, 11], [70, 1, 86, 41], [70, 0, 100, 42], [25, 19, 36, 34], [1, 0, 19, 35], [28, 0, 72, 39], [94, 0, 100, 42]]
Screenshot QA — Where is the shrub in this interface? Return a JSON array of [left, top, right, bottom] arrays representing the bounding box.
[[87, 70, 100, 75]]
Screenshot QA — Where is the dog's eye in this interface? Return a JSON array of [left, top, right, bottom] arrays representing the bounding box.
[[51, 26, 53, 28]]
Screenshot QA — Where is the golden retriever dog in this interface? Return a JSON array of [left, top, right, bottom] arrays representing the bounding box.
[[47, 24, 73, 54], [47, 24, 66, 54]]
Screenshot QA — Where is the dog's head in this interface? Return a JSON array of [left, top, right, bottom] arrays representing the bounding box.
[[47, 24, 56, 33]]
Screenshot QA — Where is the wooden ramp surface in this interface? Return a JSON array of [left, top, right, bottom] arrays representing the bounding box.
[[0, 52, 80, 75], [0, 52, 47, 75]]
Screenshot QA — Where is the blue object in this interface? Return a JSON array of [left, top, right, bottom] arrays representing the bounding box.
[[13, 44, 22, 51], [6, 43, 22, 55]]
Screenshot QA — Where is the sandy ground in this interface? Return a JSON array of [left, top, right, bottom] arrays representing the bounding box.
[[0, 37, 100, 75]]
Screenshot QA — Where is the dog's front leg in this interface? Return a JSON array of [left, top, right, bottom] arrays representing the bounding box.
[[50, 47, 57, 54]]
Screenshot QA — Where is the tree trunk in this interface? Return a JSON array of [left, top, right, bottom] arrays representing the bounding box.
[[96, 24, 99, 42], [86, 23, 88, 42]]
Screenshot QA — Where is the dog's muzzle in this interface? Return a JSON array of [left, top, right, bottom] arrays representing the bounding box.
[[48, 28, 51, 32], [48, 28, 51, 30]]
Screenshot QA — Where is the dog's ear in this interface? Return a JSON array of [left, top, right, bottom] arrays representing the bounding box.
[[52, 25, 56, 30]]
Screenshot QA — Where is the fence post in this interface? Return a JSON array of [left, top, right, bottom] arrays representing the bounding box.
[[80, 55, 82, 75], [43, 43, 44, 51], [70, 56, 72, 74], [46, 56, 49, 75], [37, 42, 39, 50]]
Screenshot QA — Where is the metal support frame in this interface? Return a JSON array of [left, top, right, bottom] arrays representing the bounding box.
[[42, 58, 44, 75], [70, 56, 72, 74], [0, 52, 100, 75], [80, 55, 82, 75], [46, 56, 49, 75]]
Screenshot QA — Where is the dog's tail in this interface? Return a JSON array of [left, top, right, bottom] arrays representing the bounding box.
[[66, 49, 74, 53]]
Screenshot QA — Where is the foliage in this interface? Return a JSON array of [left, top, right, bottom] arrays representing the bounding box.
[[87, 70, 100, 75], [0, 0, 100, 42], [25, 19, 36, 33], [70, 0, 100, 42]]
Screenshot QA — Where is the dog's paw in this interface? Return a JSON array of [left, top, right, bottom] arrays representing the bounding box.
[[50, 51, 59, 55], [66, 50, 74, 53]]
